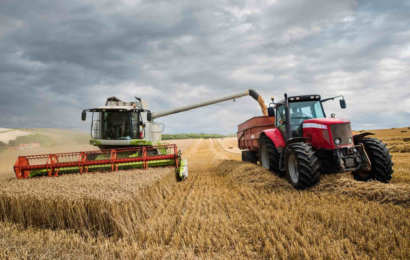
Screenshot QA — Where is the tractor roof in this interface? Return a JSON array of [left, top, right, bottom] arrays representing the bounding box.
[[275, 94, 321, 107]]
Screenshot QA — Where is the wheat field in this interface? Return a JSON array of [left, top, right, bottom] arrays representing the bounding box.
[[0, 130, 409, 259]]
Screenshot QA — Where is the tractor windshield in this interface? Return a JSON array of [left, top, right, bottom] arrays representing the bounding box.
[[276, 101, 325, 137], [290, 101, 325, 136]]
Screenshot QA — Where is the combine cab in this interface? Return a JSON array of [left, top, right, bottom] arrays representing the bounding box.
[[238, 94, 394, 189]]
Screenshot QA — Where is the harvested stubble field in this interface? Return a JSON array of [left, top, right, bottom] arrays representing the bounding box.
[[0, 130, 409, 259], [0, 168, 177, 238]]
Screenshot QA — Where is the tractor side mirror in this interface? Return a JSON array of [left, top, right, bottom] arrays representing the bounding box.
[[147, 112, 152, 121], [81, 111, 86, 121], [267, 107, 275, 117], [340, 99, 346, 109]]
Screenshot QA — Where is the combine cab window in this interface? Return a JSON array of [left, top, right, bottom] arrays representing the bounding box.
[[91, 113, 101, 139], [102, 112, 131, 140], [131, 112, 140, 139]]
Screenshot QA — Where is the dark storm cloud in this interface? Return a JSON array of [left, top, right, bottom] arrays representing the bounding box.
[[0, 0, 409, 134]]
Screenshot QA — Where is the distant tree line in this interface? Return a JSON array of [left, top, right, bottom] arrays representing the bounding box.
[[162, 133, 236, 140], [0, 133, 90, 150], [8, 134, 56, 148]]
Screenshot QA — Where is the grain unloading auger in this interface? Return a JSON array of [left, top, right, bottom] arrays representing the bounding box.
[[15, 89, 266, 179]]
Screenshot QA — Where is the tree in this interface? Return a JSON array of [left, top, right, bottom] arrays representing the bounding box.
[[0, 141, 7, 150]]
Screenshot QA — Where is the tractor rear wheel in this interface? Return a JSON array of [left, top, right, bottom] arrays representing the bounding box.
[[352, 138, 394, 182], [259, 135, 284, 177], [284, 142, 320, 189]]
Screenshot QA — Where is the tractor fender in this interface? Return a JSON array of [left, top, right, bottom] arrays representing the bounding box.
[[261, 129, 286, 151], [353, 132, 375, 144]]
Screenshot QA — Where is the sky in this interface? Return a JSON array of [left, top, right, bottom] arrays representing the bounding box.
[[0, 0, 409, 134]]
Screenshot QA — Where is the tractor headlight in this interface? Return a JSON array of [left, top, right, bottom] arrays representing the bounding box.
[[334, 138, 342, 145], [349, 137, 353, 144]]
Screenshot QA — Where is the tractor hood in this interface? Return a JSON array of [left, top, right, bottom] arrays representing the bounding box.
[[303, 118, 350, 127], [302, 118, 353, 149]]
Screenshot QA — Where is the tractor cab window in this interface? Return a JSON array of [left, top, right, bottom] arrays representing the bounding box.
[[276, 105, 286, 127], [275, 105, 287, 139], [102, 112, 131, 140], [290, 101, 325, 136]]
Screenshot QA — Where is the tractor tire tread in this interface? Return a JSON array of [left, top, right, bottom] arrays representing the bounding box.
[[260, 135, 284, 177], [285, 142, 320, 189], [352, 138, 394, 183]]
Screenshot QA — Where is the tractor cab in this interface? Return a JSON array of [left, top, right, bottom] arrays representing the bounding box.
[[270, 94, 348, 146], [274, 95, 327, 139]]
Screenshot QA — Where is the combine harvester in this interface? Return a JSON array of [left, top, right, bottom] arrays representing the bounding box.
[[238, 93, 394, 189], [14, 90, 266, 180]]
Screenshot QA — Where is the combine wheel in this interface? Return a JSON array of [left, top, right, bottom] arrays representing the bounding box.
[[352, 138, 394, 182], [259, 135, 284, 177], [284, 143, 320, 189]]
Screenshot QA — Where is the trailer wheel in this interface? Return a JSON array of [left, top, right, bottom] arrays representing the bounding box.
[[259, 135, 284, 177], [284, 142, 320, 189], [352, 138, 394, 183], [242, 151, 257, 164]]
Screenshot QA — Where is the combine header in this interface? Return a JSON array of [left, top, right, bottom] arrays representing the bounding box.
[[15, 89, 265, 180], [14, 145, 181, 179]]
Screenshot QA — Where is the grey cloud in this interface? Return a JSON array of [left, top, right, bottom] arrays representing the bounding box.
[[0, 0, 409, 134]]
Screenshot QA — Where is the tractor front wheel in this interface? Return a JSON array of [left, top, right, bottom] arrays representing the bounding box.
[[284, 142, 320, 189], [352, 138, 394, 182]]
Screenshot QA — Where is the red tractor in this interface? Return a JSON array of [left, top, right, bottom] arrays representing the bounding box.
[[238, 94, 394, 189]]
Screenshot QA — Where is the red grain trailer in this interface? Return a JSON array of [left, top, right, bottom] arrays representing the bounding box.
[[237, 116, 275, 163]]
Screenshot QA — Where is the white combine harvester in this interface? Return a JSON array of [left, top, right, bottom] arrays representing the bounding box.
[[15, 90, 264, 180]]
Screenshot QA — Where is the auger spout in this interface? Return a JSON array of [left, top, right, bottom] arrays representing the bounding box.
[[151, 89, 266, 119]]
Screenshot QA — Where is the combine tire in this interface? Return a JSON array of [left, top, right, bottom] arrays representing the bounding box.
[[259, 135, 284, 177], [284, 142, 320, 189], [352, 138, 394, 182]]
